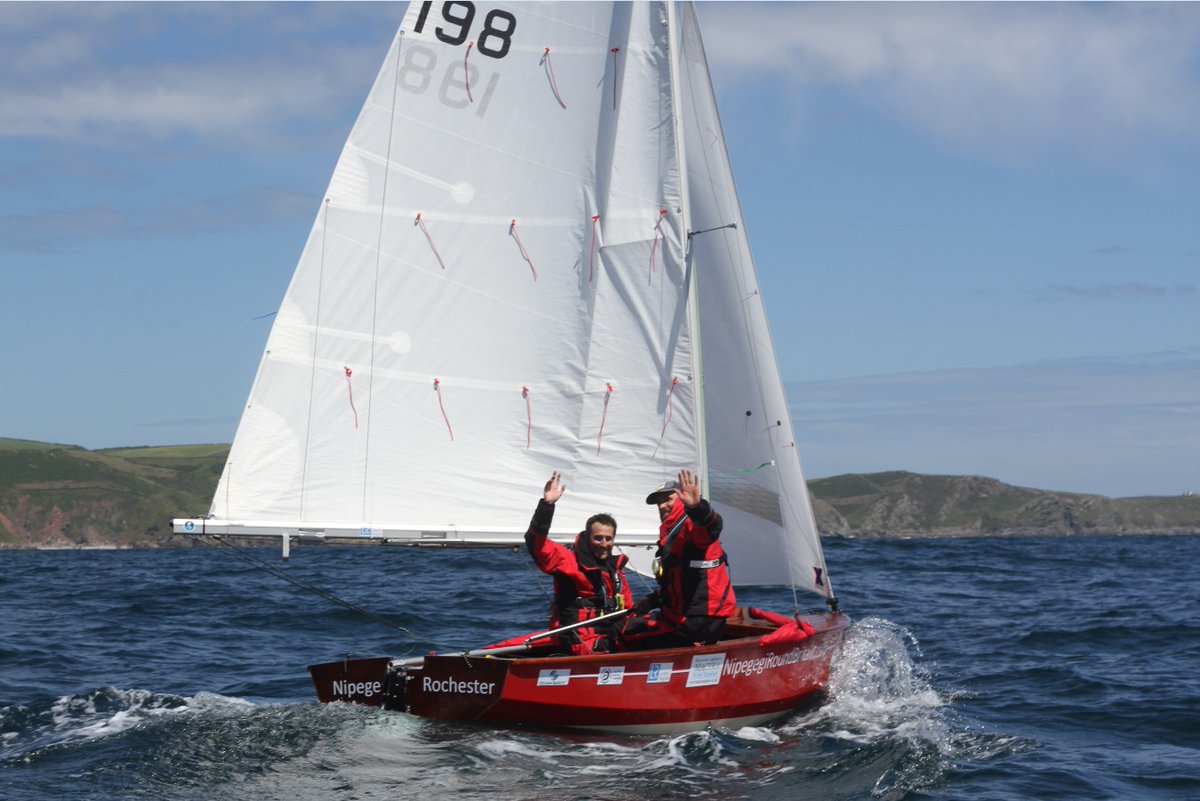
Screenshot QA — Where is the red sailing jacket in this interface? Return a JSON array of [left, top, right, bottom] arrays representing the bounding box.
[[655, 497, 736, 624], [525, 500, 632, 628]]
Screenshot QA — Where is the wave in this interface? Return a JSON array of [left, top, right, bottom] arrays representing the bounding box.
[[772, 617, 1035, 799], [0, 619, 1027, 801], [2, 687, 250, 764]]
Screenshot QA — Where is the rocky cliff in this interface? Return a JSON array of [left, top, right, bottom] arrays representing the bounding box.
[[809, 471, 1200, 538]]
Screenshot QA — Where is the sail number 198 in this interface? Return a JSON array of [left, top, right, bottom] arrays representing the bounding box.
[[412, 1, 517, 59]]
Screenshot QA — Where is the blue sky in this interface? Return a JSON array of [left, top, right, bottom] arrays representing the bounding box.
[[2, 2, 1197, 498]]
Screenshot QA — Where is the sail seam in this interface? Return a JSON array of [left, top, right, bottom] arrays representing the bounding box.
[[300, 198, 331, 519], [363, 30, 406, 521]]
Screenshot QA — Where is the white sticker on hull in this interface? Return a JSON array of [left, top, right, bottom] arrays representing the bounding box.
[[646, 662, 673, 684], [537, 668, 570, 686], [597, 666, 625, 686], [685, 653, 726, 687]]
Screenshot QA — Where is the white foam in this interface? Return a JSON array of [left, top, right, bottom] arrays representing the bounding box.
[[728, 725, 781, 743], [789, 617, 951, 744], [31, 687, 256, 751]]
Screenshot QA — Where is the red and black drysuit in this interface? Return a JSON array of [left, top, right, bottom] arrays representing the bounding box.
[[617, 496, 736, 651], [524, 499, 632, 655]]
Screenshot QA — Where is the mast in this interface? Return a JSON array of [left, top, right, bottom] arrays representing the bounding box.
[[666, 1, 708, 493]]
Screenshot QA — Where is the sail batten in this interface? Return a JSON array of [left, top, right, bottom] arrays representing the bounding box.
[[175, 2, 832, 600]]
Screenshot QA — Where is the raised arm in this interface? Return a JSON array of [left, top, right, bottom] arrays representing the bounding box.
[[677, 468, 723, 542], [526, 472, 572, 574]]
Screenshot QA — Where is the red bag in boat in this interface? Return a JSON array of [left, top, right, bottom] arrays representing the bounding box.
[[748, 607, 816, 644]]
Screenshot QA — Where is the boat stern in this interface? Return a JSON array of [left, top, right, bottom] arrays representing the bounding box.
[[308, 653, 510, 720], [308, 656, 397, 708]]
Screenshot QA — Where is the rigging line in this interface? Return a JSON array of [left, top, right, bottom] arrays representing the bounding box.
[[363, 29, 406, 520], [589, 214, 600, 282], [616, 545, 659, 597], [512, 545, 552, 606], [301, 199, 332, 518], [191, 536, 440, 653], [522, 386, 532, 449]]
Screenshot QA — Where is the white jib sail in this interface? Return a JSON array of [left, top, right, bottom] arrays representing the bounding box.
[[676, 3, 832, 599], [178, 1, 833, 601]]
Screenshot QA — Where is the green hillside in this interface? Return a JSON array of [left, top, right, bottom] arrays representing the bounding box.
[[2, 441, 1198, 548], [809, 471, 1200, 538], [0, 442, 226, 548]]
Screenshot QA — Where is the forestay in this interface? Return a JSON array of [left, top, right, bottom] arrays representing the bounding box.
[[174, 1, 833, 602]]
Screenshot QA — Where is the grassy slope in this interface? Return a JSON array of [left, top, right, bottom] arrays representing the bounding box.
[[808, 471, 1200, 536], [0, 442, 227, 547], [2, 441, 1197, 547]]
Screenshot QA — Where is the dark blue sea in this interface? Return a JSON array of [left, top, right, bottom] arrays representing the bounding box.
[[2, 535, 1197, 801]]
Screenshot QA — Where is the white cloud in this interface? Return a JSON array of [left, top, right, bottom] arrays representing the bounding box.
[[699, 2, 1200, 162], [0, 3, 399, 147], [7, 3, 1199, 163]]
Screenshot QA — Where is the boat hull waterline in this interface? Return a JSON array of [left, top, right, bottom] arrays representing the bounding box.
[[309, 609, 849, 734]]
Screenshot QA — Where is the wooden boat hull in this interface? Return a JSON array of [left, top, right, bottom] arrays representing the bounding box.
[[309, 609, 849, 734]]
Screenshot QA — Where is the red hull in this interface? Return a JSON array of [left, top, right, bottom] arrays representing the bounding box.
[[310, 609, 848, 734]]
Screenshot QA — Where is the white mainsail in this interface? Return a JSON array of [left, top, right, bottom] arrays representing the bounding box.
[[175, 1, 833, 602]]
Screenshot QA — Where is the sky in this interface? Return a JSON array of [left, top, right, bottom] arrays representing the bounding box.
[[1, 2, 1197, 499]]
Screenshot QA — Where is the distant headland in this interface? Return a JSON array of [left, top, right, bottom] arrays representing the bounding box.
[[1, 438, 1197, 549]]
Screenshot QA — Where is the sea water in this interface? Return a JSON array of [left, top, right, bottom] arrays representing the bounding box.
[[1, 535, 1197, 800]]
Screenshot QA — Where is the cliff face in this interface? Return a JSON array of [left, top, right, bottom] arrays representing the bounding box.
[[808, 471, 1200, 538], [2, 441, 1198, 548]]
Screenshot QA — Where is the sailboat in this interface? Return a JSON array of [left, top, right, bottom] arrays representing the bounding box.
[[174, 0, 848, 734]]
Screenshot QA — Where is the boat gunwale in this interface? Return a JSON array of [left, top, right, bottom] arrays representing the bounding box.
[[408, 611, 850, 668]]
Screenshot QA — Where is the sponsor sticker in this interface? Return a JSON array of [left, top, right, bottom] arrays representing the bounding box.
[[597, 666, 625, 686], [537, 668, 570, 686], [685, 653, 725, 687], [646, 662, 673, 684]]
